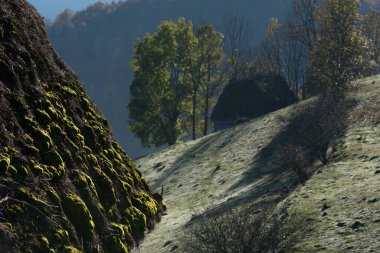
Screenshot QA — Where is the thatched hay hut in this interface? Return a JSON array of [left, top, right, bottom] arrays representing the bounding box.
[[211, 75, 297, 131]]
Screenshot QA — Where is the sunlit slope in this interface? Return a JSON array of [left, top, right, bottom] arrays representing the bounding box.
[[284, 76, 380, 252], [137, 100, 309, 252]]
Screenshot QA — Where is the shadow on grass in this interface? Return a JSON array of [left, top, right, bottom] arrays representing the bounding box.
[[149, 129, 231, 190], [226, 95, 350, 205]]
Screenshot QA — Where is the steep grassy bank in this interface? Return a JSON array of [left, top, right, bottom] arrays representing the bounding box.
[[0, 1, 162, 252], [137, 76, 380, 252]]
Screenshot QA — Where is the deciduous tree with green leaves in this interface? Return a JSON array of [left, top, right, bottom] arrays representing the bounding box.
[[129, 20, 190, 147], [128, 18, 224, 147], [181, 24, 224, 138]]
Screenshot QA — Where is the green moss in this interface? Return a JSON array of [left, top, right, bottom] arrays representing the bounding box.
[[105, 236, 129, 253], [83, 146, 92, 154], [46, 103, 61, 121], [4, 146, 17, 156], [65, 137, 79, 152], [104, 148, 123, 163], [35, 109, 51, 126], [7, 165, 17, 177], [87, 154, 98, 165], [61, 193, 95, 241], [63, 246, 81, 253], [64, 118, 84, 148], [40, 236, 50, 249], [98, 155, 118, 177], [5, 203, 24, 217], [41, 149, 65, 179], [133, 191, 159, 218], [124, 206, 147, 240], [60, 86, 77, 97], [46, 188, 61, 205], [32, 164, 53, 178], [93, 167, 117, 209], [53, 229, 69, 244], [14, 166, 29, 180], [119, 179, 132, 196], [31, 162, 63, 180], [30, 126, 53, 152], [49, 123, 66, 139], [17, 187, 49, 210], [71, 170, 99, 198], [0, 154, 11, 175]]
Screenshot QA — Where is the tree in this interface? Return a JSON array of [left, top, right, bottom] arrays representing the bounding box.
[[308, 0, 374, 93], [129, 20, 190, 147], [251, 0, 318, 98], [290, 0, 319, 52], [264, 17, 283, 75], [286, 0, 319, 98], [222, 12, 254, 80], [180, 22, 224, 140], [196, 25, 224, 136], [280, 19, 307, 97], [249, 18, 283, 77], [129, 18, 224, 146], [362, 8, 380, 71]]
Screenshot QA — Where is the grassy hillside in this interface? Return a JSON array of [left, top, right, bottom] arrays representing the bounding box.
[[137, 100, 307, 252], [284, 76, 380, 252], [0, 1, 162, 252], [137, 76, 380, 252]]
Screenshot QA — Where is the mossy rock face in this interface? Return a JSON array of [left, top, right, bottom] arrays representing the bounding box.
[[124, 207, 147, 240], [0, 154, 11, 175], [93, 167, 117, 210], [61, 193, 95, 241], [0, 1, 163, 252]]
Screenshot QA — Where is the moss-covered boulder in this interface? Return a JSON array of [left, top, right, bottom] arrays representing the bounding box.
[[0, 1, 163, 252]]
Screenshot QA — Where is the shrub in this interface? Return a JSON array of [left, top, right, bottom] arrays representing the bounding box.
[[275, 144, 308, 183], [273, 93, 349, 182], [183, 207, 296, 253]]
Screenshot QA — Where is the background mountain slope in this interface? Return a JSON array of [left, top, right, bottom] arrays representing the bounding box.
[[0, 1, 162, 252], [136, 76, 380, 252], [47, 0, 292, 158]]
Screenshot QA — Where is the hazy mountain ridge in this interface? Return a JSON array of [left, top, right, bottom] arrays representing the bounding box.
[[47, 0, 292, 158]]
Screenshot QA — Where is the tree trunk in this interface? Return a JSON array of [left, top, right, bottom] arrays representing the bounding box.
[[192, 89, 197, 140], [203, 95, 209, 136], [203, 70, 211, 136], [302, 85, 306, 100], [320, 148, 329, 165]]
